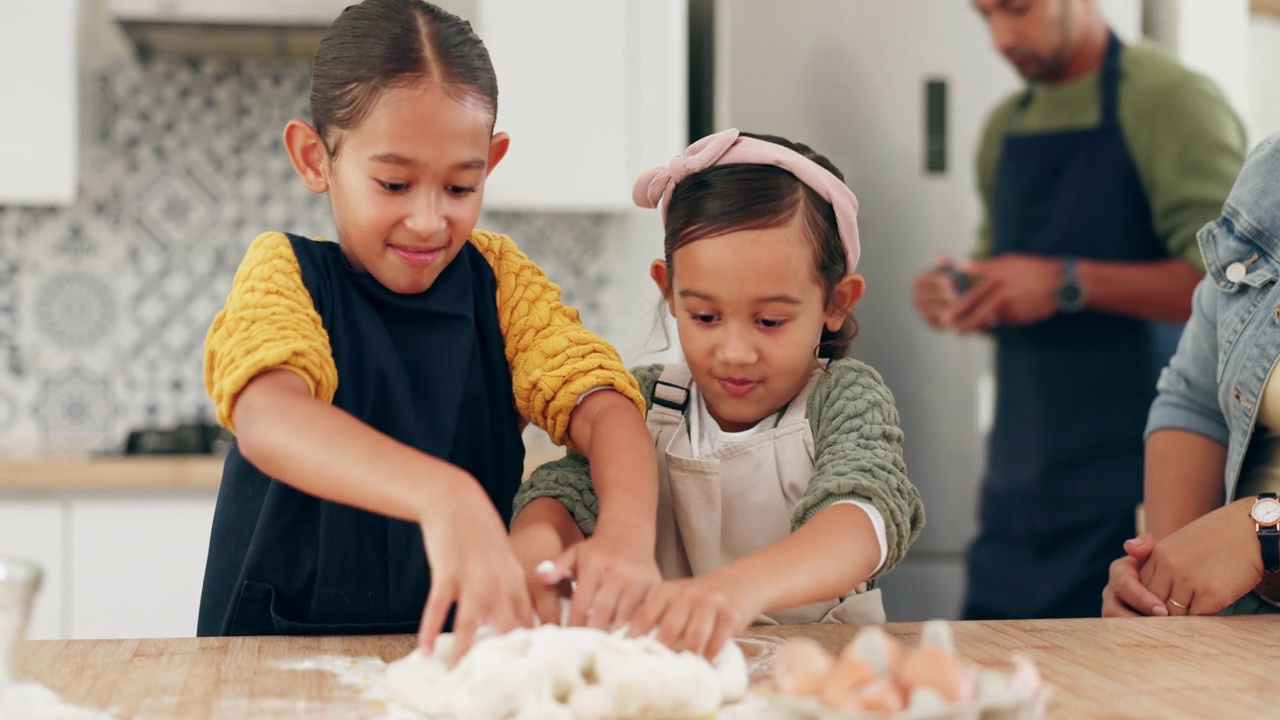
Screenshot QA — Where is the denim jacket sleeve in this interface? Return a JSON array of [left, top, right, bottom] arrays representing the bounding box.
[[1145, 274, 1229, 447]]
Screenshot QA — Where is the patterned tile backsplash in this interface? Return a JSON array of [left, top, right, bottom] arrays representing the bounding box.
[[0, 59, 612, 455]]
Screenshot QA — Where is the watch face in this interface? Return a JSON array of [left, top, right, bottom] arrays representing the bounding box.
[[1056, 284, 1085, 312], [1253, 498, 1280, 526]]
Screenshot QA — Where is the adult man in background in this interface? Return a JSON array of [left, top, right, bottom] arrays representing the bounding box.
[[913, 0, 1246, 619]]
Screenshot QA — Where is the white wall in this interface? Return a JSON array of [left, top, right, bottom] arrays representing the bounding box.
[[1100, 0, 1144, 40], [1249, 15, 1280, 141], [1144, 0, 1251, 138]]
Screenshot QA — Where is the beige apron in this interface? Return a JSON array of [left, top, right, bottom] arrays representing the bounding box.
[[649, 364, 885, 625]]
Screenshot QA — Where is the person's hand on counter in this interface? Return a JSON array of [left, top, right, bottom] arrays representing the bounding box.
[[1102, 533, 1168, 617], [1136, 497, 1265, 616]]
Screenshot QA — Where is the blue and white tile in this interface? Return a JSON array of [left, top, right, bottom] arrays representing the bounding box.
[[481, 211, 611, 329], [30, 366, 121, 448]]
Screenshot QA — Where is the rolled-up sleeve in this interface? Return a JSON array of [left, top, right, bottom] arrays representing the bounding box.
[[792, 360, 924, 579], [513, 451, 599, 534], [469, 230, 644, 446], [512, 364, 663, 533], [203, 232, 337, 433], [1146, 274, 1229, 445]]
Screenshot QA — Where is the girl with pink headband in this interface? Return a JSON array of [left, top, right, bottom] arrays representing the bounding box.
[[511, 129, 924, 657]]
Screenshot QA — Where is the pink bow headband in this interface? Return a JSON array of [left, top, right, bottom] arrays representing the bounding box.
[[632, 128, 860, 272]]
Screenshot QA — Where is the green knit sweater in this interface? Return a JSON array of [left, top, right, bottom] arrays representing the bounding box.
[[972, 41, 1246, 269], [512, 359, 925, 580]]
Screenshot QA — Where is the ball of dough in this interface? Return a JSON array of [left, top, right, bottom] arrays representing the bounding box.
[[385, 624, 749, 720]]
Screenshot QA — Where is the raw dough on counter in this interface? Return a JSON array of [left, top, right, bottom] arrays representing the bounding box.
[[386, 624, 749, 720]]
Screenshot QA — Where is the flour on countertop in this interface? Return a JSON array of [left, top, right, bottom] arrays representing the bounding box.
[[735, 633, 785, 677], [0, 681, 117, 720], [277, 655, 420, 720], [716, 694, 772, 720], [2, 600, 117, 720]]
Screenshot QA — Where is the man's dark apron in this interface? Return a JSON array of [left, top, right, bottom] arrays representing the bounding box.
[[963, 33, 1179, 619]]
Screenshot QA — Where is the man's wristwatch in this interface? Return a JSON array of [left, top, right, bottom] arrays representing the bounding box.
[[1251, 492, 1280, 573], [1054, 258, 1086, 313]]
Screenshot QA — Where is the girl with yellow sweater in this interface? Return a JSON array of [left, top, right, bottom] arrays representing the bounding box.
[[198, 0, 659, 661]]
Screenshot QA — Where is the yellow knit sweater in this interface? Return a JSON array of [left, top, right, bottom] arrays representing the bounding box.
[[204, 230, 643, 445]]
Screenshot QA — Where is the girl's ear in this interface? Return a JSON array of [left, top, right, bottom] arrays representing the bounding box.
[[283, 119, 330, 194], [825, 273, 866, 332], [650, 259, 676, 314], [487, 131, 511, 174]]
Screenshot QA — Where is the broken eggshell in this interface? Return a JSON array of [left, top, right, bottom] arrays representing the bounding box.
[[766, 622, 1047, 720]]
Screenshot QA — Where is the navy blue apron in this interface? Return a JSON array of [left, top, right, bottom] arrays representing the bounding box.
[[197, 236, 525, 636], [963, 34, 1180, 620]]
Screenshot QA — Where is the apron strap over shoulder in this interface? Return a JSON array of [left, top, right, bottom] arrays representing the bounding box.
[[649, 364, 694, 428]]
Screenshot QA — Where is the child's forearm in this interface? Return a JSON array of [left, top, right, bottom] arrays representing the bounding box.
[[566, 390, 658, 546], [233, 369, 490, 526], [510, 497, 586, 547], [716, 503, 880, 613]]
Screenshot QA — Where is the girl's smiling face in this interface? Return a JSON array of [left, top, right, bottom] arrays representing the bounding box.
[[286, 81, 508, 295], [653, 215, 863, 432]]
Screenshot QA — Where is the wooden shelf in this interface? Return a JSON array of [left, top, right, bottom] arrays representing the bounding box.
[[0, 450, 565, 493], [0, 456, 224, 492]]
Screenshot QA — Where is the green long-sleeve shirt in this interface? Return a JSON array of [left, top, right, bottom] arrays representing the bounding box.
[[972, 41, 1247, 269], [512, 359, 925, 580]]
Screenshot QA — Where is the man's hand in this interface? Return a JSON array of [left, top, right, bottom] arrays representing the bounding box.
[[946, 254, 1064, 332], [912, 257, 962, 330]]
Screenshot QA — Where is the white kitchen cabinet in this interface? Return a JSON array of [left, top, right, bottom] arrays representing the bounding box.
[[0, 0, 78, 206], [0, 501, 65, 640], [476, 0, 686, 211], [68, 495, 216, 639]]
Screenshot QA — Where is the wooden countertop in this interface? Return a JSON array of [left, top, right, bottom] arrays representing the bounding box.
[[14, 616, 1280, 719], [0, 451, 566, 493]]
